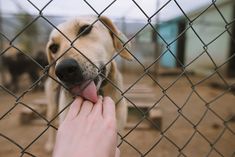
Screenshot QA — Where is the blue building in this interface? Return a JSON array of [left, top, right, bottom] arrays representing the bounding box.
[[157, 18, 186, 68], [156, 0, 235, 77]]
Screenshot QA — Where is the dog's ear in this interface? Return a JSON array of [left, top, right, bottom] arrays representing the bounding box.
[[46, 43, 56, 77], [46, 45, 53, 64], [100, 16, 132, 61]]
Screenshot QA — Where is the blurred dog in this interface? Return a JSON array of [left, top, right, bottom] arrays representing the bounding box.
[[45, 15, 132, 152], [2, 51, 48, 92]]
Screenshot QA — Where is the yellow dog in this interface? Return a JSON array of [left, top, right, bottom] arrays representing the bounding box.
[[44, 16, 132, 152]]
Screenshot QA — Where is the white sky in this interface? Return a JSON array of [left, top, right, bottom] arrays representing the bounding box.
[[1, 0, 212, 21]]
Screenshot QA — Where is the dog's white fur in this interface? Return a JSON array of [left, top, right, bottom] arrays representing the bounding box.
[[44, 16, 132, 152]]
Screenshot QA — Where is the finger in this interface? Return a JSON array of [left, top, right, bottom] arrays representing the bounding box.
[[90, 96, 103, 115], [115, 148, 120, 157], [102, 96, 116, 119], [64, 97, 83, 121], [78, 100, 94, 117]]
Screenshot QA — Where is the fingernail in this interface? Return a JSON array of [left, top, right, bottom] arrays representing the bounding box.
[[75, 96, 83, 101], [99, 95, 103, 100]]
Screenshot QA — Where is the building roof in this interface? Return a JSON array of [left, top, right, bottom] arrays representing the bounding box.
[[186, 0, 234, 18], [158, 0, 234, 24]]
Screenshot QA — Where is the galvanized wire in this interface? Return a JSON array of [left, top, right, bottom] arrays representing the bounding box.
[[0, 0, 235, 157]]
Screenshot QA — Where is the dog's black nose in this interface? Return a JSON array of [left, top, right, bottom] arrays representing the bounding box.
[[55, 58, 83, 84]]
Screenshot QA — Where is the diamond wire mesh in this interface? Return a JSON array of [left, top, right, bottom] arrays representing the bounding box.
[[0, 0, 235, 157]]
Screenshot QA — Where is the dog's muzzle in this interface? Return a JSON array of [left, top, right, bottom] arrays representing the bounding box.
[[55, 58, 98, 103], [55, 58, 83, 84]]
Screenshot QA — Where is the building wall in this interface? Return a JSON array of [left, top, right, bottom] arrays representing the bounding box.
[[158, 21, 179, 68], [185, 3, 233, 75]]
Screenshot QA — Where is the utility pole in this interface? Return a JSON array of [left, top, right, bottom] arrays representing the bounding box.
[[0, 0, 5, 85], [0, 0, 3, 52], [152, 0, 161, 78], [228, 1, 235, 77]]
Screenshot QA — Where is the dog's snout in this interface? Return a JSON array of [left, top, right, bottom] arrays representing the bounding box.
[[55, 58, 83, 84]]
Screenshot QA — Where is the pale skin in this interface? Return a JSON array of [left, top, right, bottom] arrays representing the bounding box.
[[52, 96, 120, 157]]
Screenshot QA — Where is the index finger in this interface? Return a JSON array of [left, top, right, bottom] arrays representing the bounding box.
[[102, 97, 116, 119], [90, 96, 103, 115], [64, 97, 83, 121]]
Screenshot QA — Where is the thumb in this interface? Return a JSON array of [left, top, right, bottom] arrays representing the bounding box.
[[115, 148, 120, 157]]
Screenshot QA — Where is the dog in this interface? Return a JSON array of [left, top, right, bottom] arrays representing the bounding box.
[[44, 15, 132, 152], [1, 51, 48, 92]]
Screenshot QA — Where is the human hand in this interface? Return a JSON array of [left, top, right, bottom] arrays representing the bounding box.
[[52, 96, 120, 157]]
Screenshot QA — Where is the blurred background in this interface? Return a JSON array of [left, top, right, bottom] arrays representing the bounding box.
[[0, 0, 235, 157]]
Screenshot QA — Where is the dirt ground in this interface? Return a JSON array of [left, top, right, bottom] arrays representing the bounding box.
[[0, 72, 235, 157]]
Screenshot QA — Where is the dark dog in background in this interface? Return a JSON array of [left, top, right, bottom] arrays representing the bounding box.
[[1, 51, 48, 92]]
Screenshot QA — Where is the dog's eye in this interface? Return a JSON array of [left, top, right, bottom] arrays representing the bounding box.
[[49, 44, 59, 54], [77, 25, 93, 36]]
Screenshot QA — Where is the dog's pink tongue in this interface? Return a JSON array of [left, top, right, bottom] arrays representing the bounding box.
[[71, 81, 98, 103]]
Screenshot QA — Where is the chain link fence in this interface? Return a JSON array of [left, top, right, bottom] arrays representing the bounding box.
[[0, 0, 235, 157]]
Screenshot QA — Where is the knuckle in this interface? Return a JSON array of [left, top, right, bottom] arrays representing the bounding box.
[[104, 96, 113, 103], [105, 117, 116, 130]]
